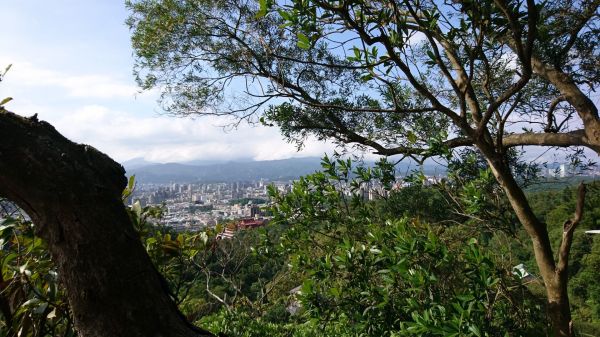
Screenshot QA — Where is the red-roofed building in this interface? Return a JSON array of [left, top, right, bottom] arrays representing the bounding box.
[[238, 218, 268, 229], [216, 218, 268, 239]]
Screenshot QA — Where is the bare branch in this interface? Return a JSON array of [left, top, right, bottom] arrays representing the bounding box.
[[531, 57, 600, 152], [545, 96, 566, 132], [556, 183, 587, 276]]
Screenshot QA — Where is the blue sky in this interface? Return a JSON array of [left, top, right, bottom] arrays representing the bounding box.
[[2, 1, 596, 166], [0, 1, 335, 163]]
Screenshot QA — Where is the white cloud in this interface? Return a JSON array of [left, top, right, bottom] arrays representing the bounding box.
[[42, 104, 336, 163], [499, 51, 519, 71], [407, 31, 427, 46], [0, 57, 339, 163], [0, 58, 138, 99], [0, 3, 361, 165]]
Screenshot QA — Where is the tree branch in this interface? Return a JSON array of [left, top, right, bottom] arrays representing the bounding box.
[[531, 57, 600, 153], [545, 95, 566, 132], [556, 183, 586, 277], [502, 129, 600, 153], [373, 137, 473, 156]]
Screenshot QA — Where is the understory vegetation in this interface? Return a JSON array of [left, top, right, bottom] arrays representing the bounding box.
[[1, 157, 598, 336]]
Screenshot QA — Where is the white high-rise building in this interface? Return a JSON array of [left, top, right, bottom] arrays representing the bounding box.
[[559, 164, 567, 177]]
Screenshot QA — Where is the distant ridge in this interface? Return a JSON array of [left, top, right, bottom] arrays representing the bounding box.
[[124, 157, 445, 184], [126, 157, 325, 183], [121, 157, 155, 170]]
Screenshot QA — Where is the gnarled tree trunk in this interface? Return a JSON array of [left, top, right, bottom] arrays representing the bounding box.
[[479, 143, 586, 337], [0, 108, 214, 337]]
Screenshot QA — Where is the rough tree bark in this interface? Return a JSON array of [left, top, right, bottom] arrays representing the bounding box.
[[0, 108, 214, 337]]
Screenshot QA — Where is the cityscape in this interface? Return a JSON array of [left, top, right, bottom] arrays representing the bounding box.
[[128, 176, 430, 233], [127, 161, 600, 235], [129, 180, 284, 232]]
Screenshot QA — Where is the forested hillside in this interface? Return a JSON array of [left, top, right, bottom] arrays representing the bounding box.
[[528, 185, 600, 331], [2, 157, 599, 336]]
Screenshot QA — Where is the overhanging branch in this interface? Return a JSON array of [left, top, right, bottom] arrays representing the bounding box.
[[373, 137, 473, 156], [502, 130, 600, 152]]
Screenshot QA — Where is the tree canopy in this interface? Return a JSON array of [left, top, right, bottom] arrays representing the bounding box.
[[127, 1, 600, 335], [127, 0, 599, 156]]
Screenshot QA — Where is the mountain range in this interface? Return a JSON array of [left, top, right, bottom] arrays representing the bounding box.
[[123, 157, 445, 184]]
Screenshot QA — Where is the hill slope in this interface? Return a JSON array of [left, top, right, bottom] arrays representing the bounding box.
[[126, 157, 445, 183]]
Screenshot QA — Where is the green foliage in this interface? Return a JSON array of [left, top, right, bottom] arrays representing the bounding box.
[[126, 0, 599, 163], [0, 64, 13, 107], [201, 308, 357, 337], [0, 216, 74, 337], [294, 219, 543, 336], [121, 174, 136, 201], [443, 148, 543, 237], [262, 157, 545, 336], [376, 184, 457, 224], [3, 162, 599, 336], [528, 182, 600, 328]]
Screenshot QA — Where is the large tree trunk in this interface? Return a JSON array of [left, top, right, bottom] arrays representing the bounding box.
[[479, 144, 585, 337], [0, 109, 214, 337]]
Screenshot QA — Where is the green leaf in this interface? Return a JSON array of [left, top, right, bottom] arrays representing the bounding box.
[[407, 131, 417, 144], [0, 97, 13, 106], [132, 200, 142, 220], [2, 252, 17, 271], [277, 9, 292, 22], [0, 219, 17, 232], [257, 0, 269, 18], [199, 231, 208, 244], [122, 175, 136, 200], [297, 32, 310, 50], [468, 324, 482, 336]]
